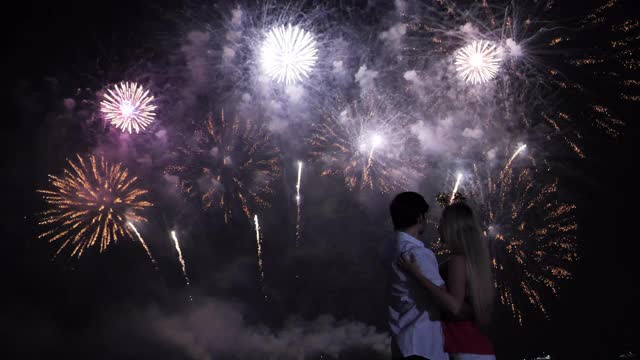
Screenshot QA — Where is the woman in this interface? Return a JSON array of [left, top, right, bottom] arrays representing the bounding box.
[[398, 202, 496, 360]]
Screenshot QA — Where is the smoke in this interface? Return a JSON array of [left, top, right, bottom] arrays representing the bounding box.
[[463, 127, 484, 140], [163, 173, 180, 187], [332, 60, 344, 74], [394, 0, 407, 14], [486, 147, 498, 161], [181, 31, 211, 86], [506, 38, 523, 57], [410, 118, 458, 154], [268, 116, 289, 133], [285, 84, 305, 103], [223, 46, 236, 63], [355, 65, 379, 92], [224, 6, 243, 63], [63, 98, 76, 110], [152, 298, 390, 360], [403, 70, 423, 85], [379, 23, 407, 47], [230, 6, 242, 27], [155, 129, 168, 144], [460, 22, 478, 35]]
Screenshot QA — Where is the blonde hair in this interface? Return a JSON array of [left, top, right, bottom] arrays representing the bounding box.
[[440, 203, 494, 327]]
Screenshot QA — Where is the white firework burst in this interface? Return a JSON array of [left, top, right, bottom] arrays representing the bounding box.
[[100, 81, 157, 134], [454, 40, 502, 85], [260, 24, 318, 84]]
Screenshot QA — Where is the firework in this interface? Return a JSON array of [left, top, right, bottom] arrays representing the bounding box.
[[468, 159, 577, 323], [455, 40, 502, 84], [171, 230, 192, 301], [363, 133, 385, 185], [37, 154, 151, 258], [506, 144, 527, 168], [450, 173, 463, 204], [403, 0, 624, 158], [254, 215, 266, 300], [295, 161, 303, 247], [309, 95, 424, 193], [165, 110, 281, 223], [128, 222, 158, 269], [260, 24, 318, 84], [100, 81, 157, 134], [295, 161, 303, 203]]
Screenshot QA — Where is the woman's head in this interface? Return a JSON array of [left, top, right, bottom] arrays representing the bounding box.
[[439, 202, 495, 326], [439, 202, 479, 253]]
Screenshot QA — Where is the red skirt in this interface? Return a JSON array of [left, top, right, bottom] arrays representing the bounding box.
[[443, 320, 494, 355]]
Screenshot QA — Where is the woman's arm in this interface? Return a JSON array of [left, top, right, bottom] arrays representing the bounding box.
[[399, 253, 469, 317]]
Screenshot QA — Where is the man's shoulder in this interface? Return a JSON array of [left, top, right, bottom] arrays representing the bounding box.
[[413, 246, 437, 261], [400, 243, 437, 262]]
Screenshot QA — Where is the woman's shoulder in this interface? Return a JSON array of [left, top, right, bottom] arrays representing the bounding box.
[[447, 254, 467, 268], [439, 254, 466, 274], [446, 254, 466, 263]]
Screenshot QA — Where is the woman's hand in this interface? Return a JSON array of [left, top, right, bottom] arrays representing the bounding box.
[[397, 252, 421, 277]]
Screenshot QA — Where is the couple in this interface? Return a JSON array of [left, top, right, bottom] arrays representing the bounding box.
[[388, 192, 495, 360]]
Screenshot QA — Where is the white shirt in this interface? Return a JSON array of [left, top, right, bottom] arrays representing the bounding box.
[[388, 231, 448, 360]]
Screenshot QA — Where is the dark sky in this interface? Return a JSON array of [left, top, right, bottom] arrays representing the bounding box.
[[4, 1, 638, 359]]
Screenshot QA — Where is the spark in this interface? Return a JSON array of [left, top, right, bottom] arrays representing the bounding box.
[[454, 40, 502, 84], [364, 134, 384, 185], [100, 81, 157, 134], [295, 161, 303, 203], [260, 24, 318, 84], [254, 215, 266, 300], [128, 222, 157, 270], [295, 161, 303, 248], [450, 173, 463, 204], [171, 230, 192, 300], [506, 144, 527, 168]]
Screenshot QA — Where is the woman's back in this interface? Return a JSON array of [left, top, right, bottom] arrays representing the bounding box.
[[439, 257, 494, 355]]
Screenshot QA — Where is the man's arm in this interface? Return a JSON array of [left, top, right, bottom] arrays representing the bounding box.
[[400, 253, 468, 317]]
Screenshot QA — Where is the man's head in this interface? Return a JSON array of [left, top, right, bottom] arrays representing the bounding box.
[[389, 192, 430, 235]]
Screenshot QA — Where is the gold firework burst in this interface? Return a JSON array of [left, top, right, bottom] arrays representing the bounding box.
[[38, 154, 152, 258], [472, 161, 578, 324], [165, 110, 281, 223]]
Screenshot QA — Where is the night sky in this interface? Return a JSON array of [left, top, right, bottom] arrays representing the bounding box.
[[4, 1, 638, 359]]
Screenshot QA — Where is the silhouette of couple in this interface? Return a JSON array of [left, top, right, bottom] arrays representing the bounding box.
[[388, 192, 496, 360]]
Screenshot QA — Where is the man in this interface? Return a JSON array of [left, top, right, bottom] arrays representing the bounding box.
[[388, 192, 448, 360]]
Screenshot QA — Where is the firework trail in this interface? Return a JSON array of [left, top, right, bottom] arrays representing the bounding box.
[[295, 161, 303, 247], [500, 144, 528, 185], [128, 222, 158, 270], [506, 144, 527, 169], [165, 110, 281, 223], [309, 94, 425, 193], [296, 161, 303, 203], [450, 172, 463, 204], [100, 81, 156, 134], [260, 24, 318, 84], [171, 230, 192, 300], [363, 134, 384, 186], [254, 215, 266, 300], [37, 154, 151, 258]]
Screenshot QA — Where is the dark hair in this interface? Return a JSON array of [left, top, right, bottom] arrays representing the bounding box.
[[389, 192, 430, 230]]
